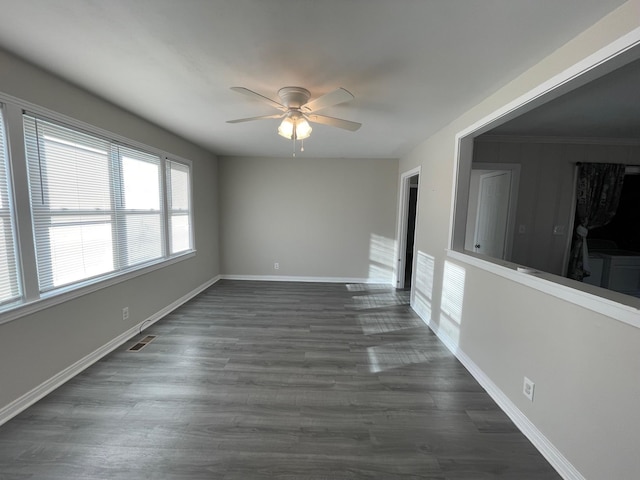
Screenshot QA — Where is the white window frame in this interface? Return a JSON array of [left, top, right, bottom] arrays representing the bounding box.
[[0, 93, 196, 325], [166, 158, 194, 255], [114, 145, 166, 269], [0, 104, 22, 308], [448, 30, 640, 330]]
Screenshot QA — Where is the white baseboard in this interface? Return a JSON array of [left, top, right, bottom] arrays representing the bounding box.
[[0, 275, 220, 427], [220, 274, 391, 284], [411, 303, 585, 480]]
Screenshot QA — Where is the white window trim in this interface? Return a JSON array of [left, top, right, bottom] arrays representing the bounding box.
[[0, 92, 196, 325], [166, 158, 195, 255], [0, 250, 195, 326], [0, 106, 21, 306], [449, 28, 640, 330], [446, 249, 640, 329]]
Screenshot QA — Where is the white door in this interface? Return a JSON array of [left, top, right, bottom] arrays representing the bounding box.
[[473, 171, 511, 258]]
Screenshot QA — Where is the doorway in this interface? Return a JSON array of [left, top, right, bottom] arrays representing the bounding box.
[[473, 170, 511, 258], [396, 168, 420, 290], [464, 163, 520, 261]]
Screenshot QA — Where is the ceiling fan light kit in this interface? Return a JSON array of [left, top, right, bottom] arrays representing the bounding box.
[[227, 85, 361, 155], [277, 110, 312, 141]]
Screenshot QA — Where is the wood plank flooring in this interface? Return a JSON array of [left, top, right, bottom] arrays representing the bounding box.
[[0, 280, 561, 479]]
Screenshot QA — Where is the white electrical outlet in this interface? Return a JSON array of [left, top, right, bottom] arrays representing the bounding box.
[[523, 377, 535, 401], [274, 262, 279, 270], [122, 307, 129, 321]]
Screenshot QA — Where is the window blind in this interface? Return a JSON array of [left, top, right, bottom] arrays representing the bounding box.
[[0, 106, 22, 305], [23, 115, 165, 292], [116, 145, 163, 267], [167, 160, 192, 254]]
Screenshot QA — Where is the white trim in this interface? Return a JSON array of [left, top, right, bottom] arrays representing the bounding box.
[[448, 28, 640, 248], [449, 135, 473, 252], [394, 166, 421, 290], [452, 29, 640, 239], [448, 28, 640, 324], [411, 304, 585, 480], [0, 275, 220, 427], [454, 29, 640, 145], [446, 249, 640, 329], [220, 274, 392, 284]]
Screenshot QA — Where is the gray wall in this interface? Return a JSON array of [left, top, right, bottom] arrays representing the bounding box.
[[219, 156, 398, 281], [0, 49, 220, 409], [474, 139, 640, 274], [400, 2, 640, 479]]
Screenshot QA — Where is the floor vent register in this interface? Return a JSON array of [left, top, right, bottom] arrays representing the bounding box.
[[128, 335, 157, 352]]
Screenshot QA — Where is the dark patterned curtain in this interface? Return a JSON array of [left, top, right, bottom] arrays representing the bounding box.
[[567, 163, 626, 281]]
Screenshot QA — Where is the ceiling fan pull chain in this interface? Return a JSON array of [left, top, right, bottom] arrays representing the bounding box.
[[301, 139, 305, 152]]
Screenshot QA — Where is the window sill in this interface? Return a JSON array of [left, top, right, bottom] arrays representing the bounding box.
[[446, 249, 640, 330], [0, 250, 196, 326]]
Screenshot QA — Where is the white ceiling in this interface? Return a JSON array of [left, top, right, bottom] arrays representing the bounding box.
[[0, 0, 628, 158]]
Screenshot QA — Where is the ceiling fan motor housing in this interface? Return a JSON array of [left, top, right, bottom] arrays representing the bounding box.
[[278, 86, 311, 109]]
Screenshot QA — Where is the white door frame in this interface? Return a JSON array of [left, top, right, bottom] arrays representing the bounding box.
[[395, 166, 421, 290]]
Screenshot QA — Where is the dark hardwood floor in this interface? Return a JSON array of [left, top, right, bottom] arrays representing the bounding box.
[[0, 280, 561, 479]]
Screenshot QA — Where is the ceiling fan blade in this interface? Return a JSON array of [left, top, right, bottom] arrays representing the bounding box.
[[307, 114, 361, 132], [302, 88, 354, 113], [226, 113, 284, 124], [230, 87, 285, 110]]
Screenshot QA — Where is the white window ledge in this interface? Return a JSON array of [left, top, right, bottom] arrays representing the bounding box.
[[446, 249, 640, 330], [0, 250, 195, 326]]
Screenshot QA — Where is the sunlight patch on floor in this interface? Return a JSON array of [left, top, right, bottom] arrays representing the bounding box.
[[356, 312, 422, 335], [351, 291, 408, 310], [346, 283, 389, 292], [367, 340, 431, 373]]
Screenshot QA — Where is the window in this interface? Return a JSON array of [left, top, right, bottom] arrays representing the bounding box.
[[0, 106, 21, 306], [22, 114, 191, 295], [166, 160, 192, 254], [117, 145, 164, 266], [0, 99, 195, 318], [25, 116, 114, 290]]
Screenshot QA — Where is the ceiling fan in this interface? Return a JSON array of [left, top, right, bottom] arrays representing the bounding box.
[[227, 86, 361, 154]]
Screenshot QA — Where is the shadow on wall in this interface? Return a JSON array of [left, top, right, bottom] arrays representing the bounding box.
[[368, 233, 396, 282]]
